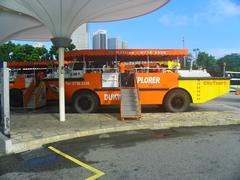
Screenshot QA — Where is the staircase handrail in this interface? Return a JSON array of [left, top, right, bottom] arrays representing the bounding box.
[[23, 78, 35, 107], [34, 81, 46, 106], [120, 73, 123, 118], [133, 73, 141, 115]]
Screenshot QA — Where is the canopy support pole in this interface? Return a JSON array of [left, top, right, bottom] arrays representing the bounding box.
[[58, 47, 65, 122], [0, 62, 10, 137], [51, 37, 72, 122]]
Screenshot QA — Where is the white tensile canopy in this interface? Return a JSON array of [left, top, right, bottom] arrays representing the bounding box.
[[0, 9, 51, 43], [0, 0, 169, 122]]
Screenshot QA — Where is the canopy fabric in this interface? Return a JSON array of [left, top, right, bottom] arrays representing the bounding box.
[[0, 9, 51, 44], [65, 49, 189, 58], [0, 0, 169, 38], [7, 26, 52, 42]]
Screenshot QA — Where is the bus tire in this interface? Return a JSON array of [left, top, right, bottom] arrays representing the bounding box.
[[73, 91, 99, 113], [10, 89, 23, 107], [164, 89, 190, 112]]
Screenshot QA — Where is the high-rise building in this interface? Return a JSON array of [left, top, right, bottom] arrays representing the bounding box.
[[93, 30, 107, 49], [108, 37, 123, 49], [71, 23, 89, 50], [122, 41, 128, 49]]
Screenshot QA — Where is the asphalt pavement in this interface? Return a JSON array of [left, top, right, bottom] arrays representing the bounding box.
[[1, 126, 240, 180], [2, 93, 240, 179]]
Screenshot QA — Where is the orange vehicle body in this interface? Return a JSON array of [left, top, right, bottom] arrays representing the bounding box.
[[45, 49, 186, 109], [44, 72, 179, 105], [10, 76, 25, 90]]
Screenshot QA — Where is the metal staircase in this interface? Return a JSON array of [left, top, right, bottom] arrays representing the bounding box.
[[120, 73, 141, 120], [26, 88, 36, 108], [25, 81, 47, 109]]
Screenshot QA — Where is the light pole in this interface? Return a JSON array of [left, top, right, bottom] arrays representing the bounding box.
[[223, 62, 226, 77], [193, 48, 200, 59], [182, 37, 186, 68], [182, 37, 185, 49]]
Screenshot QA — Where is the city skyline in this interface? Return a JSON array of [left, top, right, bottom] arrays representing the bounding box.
[[92, 30, 128, 50]]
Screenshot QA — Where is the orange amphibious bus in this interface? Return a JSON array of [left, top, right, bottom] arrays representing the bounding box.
[[41, 49, 229, 115]]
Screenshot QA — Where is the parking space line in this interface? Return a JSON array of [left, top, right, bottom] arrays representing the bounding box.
[[48, 146, 105, 180]]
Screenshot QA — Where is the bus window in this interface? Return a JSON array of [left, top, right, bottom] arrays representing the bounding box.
[[230, 80, 240, 85], [73, 63, 84, 70]]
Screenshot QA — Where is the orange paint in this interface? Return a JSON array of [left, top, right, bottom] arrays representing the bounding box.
[[44, 72, 179, 106], [10, 76, 25, 89]]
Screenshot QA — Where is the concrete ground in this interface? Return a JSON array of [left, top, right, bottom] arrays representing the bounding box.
[[1, 126, 240, 180], [4, 93, 240, 154]]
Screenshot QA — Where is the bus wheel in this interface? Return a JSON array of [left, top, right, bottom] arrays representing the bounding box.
[[164, 89, 190, 112], [73, 92, 99, 113], [10, 89, 23, 107]]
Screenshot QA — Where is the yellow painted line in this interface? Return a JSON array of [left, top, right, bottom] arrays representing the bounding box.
[[48, 146, 105, 180]]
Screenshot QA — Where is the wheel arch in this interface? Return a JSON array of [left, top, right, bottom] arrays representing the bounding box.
[[10, 88, 23, 92], [163, 87, 193, 104], [71, 89, 100, 105]]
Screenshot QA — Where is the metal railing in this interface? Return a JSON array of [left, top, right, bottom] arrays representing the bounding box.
[[23, 78, 35, 107], [133, 67, 178, 73], [133, 73, 142, 116]]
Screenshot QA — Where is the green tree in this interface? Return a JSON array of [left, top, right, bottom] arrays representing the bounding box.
[[0, 41, 76, 62], [66, 43, 76, 52], [218, 54, 240, 72], [11, 44, 35, 62], [195, 52, 222, 76], [0, 41, 16, 62], [31, 47, 50, 61], [49, 43, 76, 60], [196, 52, 216, 69], [49, 45, 58, 60]]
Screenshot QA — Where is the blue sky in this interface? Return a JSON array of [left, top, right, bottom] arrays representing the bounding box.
[[15, 0, 240, 58], [89, 0, 240, 58]]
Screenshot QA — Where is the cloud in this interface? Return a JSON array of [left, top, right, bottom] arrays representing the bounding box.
[[212, 0, 240, 16], [194, 0, 240, 24], [159, 0, 240, 26], [207, 48, 240, 58], [159, 12, 189, 27]]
